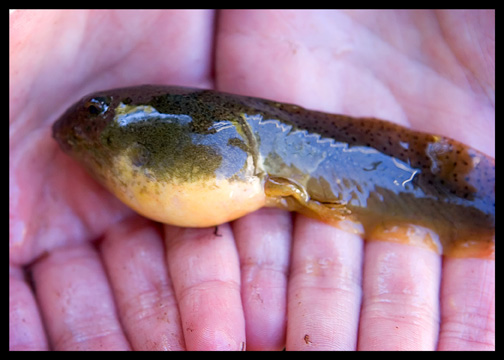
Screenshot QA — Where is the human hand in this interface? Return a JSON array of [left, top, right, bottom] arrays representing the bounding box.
[[10, 10, 494, 350]]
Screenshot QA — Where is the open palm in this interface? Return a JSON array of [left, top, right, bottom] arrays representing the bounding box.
[[10, 10, 494, 350]]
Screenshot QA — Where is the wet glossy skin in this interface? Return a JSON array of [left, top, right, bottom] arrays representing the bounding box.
[[53, 85, 495, 258]]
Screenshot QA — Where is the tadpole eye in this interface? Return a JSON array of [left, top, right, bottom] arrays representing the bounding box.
[[87, 104, 101, 115], [85, 97, 109, 116]]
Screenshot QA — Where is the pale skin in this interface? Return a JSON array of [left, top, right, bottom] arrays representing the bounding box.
[[9, 10, 494, 350]]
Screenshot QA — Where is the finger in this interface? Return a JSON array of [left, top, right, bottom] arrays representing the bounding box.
[[9, 266, 48, 350], [100, 217, 184, 350], [232, 208, 292, 350], [437, 257, 495, 350], [164, 224, 246, 350], [358, 241, 441, 350], [286, 215, 363, 350], [32, 244, 130, 350]]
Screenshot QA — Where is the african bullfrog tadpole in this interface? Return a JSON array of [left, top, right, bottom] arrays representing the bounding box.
[[53, 85, 495, 258]]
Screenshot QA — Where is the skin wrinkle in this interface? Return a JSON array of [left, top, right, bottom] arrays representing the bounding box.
[[448, 303, 493, 340], [292, 242, 361, 290], [365, 294, 439, 325], [435, 11, 495, 106], [344, 11, 431, 67], [440, 317, 494, 349], [299, 256, 360, 295], [52, 322, 124, 350], [34, 248, 130, 350], [176, 279, 241, 311], [119, 287, 176, 323], [435, 16, 481, 99], [241, 259, 289, 285]]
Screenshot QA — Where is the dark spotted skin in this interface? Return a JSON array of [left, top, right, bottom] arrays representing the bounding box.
[[231, 96, 494, 203], [53, 85, 495, 257]]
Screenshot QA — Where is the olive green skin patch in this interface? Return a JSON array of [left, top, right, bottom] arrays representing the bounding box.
[[53, 85, 494, 258]]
